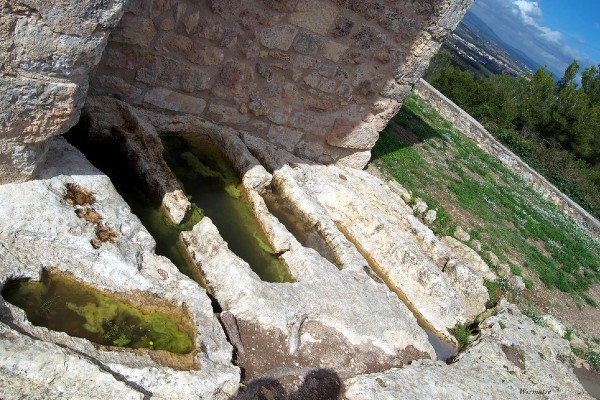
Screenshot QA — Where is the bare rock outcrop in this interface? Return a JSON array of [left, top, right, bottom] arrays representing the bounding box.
[[0, 0, 127, 183], [0, 138, 239, 399], [182, 218, 434, 380], [343, 300, 592, 399], [83, 96, 191, 224]]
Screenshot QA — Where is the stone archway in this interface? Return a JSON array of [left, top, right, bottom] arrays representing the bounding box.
[[0, 0, 473, 183]]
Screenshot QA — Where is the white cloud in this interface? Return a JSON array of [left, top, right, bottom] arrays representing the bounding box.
[[469, 0, 592, 75], [511, 1, 563, 43], [513, 0, 542, 24]]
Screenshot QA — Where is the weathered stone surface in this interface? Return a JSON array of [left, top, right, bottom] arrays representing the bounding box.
[[182, 218, 435, 380], [327, 118, 378, 150], [0, 323, 143, 400], [0, 75, 82, 143], [84, 96, 191, 224], [144, 87, 207, 115], [343, 301, 592, 399], [244, 139, 469, 340], [424, 209, 437, 225], [443, 259, 489, 321], [258, 24, 299, 51], [442, 236, 496, 281], [454, 225, 470, 242], [267, 124, 304, 152], [0, 138, 239, 399], [112, 14, 156, 46], [84, 0, 474, 169], [290, 0, 339, 35], [0, 0, 127, 183]]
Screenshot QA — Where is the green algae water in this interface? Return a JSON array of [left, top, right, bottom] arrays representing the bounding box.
[[162, 136, 292, 283], [1, 271, 194, 354]]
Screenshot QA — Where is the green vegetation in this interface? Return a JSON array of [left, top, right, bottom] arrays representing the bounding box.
[[425, 52, 600, 220], [484, 280, 502, 308], [2, 271, 194, 354], [372, 94, 600, 301], [572, 347, 600, 372], [564, 328, 574, 341], [453, 323, 473, 346], [522, 309, 544, 326]]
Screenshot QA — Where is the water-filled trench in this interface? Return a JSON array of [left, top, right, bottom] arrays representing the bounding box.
[[66, 131, 291, 284], [66, 127, 458, 361], [2, 270, 194, 354]]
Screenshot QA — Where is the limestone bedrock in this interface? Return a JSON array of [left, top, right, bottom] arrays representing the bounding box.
[[0, 0, 128, 183], [343, 300, 592, 399], [0, 138, 239, 400]]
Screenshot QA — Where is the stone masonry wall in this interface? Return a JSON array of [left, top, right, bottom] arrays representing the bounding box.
[[0, 0, 127, 183], [414, 78, 600, 239], [90, 0, 473, 168]]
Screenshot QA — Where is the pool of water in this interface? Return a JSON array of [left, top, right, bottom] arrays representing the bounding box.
[[161, 136, 292, 283], [2, 271, 194, 354], [263, 190, 338, 266], [66, 129, 291, 284]]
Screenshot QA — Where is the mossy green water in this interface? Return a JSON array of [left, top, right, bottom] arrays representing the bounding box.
[[2, 271, 194, 354], [162, 136, 292, 283]]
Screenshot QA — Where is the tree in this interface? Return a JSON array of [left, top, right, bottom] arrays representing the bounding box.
[[556, 60, 580, 93], [582, 64, 600, 105]]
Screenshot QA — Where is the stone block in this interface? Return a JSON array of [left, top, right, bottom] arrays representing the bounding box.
[[292, 55, 322, 69], [352, 25, 385, 49], [267, 124, 304, 152], [303, 72, 337, 94], [289, 112, 334, 133], [380, 81, 412, 102], [258, 25, 298, 51], [95, 75, 142, 100], [290, 0, 339, 35], [156, 33, 223, 65], [112, 14, 156, 47], [336, 149, 371, 169], [13, 16, 105, 78], [136, 56, 213, 93], [207, 103, 250, 124], [331, 15, 354, 37], [144, 87, 206, 115], [327, 118, 378, 150], [0, 75, 81, 143], [322, 40, 348, 62], [151, 0, 173, 18], [293, 32, 322, 55], [382, 11, 422, 35], [267, 111, 288, 125]]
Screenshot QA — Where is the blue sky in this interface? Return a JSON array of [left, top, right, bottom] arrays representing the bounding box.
[[468, 0, 600, 77]]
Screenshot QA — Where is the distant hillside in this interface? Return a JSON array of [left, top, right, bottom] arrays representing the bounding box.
[[442, 10, 540, 78], [462, 11, 541, 72]]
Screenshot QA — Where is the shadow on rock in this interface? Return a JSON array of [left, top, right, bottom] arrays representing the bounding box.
[[231, 368, 342, 400]]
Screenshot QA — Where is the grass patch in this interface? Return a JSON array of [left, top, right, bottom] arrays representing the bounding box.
[[522, 309, 544, 325], [453, 323, 473, 346], [372, 94, 600, 299], [484, 280, 502, 308]]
